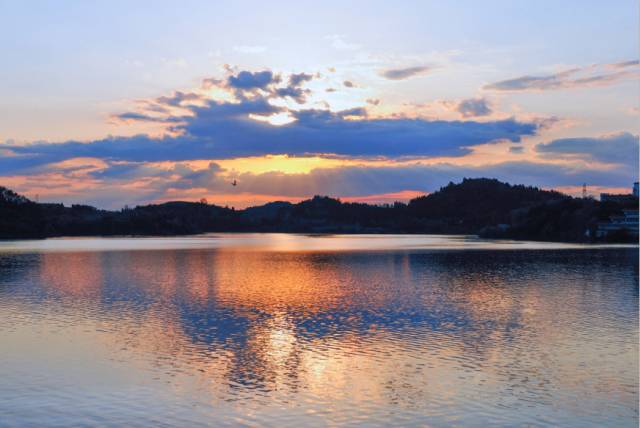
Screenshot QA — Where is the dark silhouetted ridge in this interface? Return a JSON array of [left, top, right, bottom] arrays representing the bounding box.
[[0, 179, 637, 242]]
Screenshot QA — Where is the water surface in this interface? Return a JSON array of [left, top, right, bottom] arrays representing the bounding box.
[[0, 234, 637, 427]]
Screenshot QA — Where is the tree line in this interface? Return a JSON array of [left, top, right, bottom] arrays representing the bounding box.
[[1, 178, 637, 242]]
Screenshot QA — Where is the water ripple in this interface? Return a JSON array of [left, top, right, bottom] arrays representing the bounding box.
[[0, 237, 637, 427]]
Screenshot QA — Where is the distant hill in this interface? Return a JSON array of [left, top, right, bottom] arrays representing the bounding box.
[[0, 188, 44, 238], [0, 179, 637, 242], [0, 187, 31, 205], [407, 178, 566, 233], [242, 201, 293, 224]]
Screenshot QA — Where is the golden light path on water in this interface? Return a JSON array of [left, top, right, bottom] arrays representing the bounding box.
[[0, 235, 637, 427]]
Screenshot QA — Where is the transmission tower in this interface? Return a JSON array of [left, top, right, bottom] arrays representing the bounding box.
[[582, 183, 587, 199]]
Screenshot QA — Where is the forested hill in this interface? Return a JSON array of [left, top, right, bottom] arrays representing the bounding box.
[[1, 178, 637, 242], [407, 178, 565, 233]]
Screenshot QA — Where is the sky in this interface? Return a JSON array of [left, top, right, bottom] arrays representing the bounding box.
[[0, 0, 638, 208]]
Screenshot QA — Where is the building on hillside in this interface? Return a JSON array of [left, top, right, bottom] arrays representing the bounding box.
[[596, 210, 639, 238], [600, 182, 640, 204], [600, 194, 638, 204]]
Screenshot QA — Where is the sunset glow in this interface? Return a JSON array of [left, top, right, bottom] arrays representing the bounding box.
[[0, 1, 637, 208]]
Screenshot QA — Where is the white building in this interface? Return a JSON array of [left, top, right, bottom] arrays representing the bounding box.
[[596, 210, 639, 237]]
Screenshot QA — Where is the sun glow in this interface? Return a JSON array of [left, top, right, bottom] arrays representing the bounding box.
[[216, 155, 342, 174], [249, 112, 297, 126]]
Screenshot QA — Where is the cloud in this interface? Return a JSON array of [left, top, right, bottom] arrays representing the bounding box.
[[89, 162, 184, 180], [289, 72, 314, 87], [0, 105, 535, 175], [111, 91, 205, 123], [1, 112, 538, 173], [81, 158, 637, 206], [8, 128, 635, 208], [223, 69, 317, 103], [485, 61, 639, 92], [1, 67, 542, 174], [535, 132, 639, 166], [5, 64, 636, 208], [155, 91, 203, 107], [174, 102, 538, 159], [227, 70, 280, 90], [454, 98, 492, 118], [411, 97, 501, 121], [343, 80, 355, 88], [274, 86, 310, 103], [273, 72, 315, 103], [380, 66, 431, 80], [113, 112, 181, 124]]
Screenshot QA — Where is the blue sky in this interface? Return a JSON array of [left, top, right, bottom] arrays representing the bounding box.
[[0, 0, 638, 207]]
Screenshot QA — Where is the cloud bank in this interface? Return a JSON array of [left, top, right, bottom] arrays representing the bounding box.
[[1, 69, 541, 174], [453, 98, 493, 118], [485, 61, 639, 92], [535, 132, 639, 166], [19, 157, 634, 209], [2, 66, 637, 208], [380, 66, 432, 80]]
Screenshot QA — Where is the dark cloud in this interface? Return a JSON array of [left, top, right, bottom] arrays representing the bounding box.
[[88, 159, 637, 203], [289, 72, 314, 87], [5, 65, 635, 208], [89, 162, 178, 180], [343, 80, 355, 88], [274, 72, 315, 103], [113, 112, 182, 123], [380, 66, 431, 80], [485, 61, 639, 92], [455, 98, 492, 118], [1, 113, 538, 174], [155, 91, 203, 107], [535, 132, 639, 166], [224, 69, 317, 103], [486, 72, 571, 91], [227, 70, 280, 90], [0, 135, 194, 175], [509, 146, 524, 154], [177, 102, 536, 158], [16, 136, 635, 207], [274, 86, 310, 103], [366, 98, 380, 106], [2, 81, 541, 174]]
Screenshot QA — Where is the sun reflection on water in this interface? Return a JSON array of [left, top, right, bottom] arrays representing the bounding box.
[[0, 240, 637, 426]]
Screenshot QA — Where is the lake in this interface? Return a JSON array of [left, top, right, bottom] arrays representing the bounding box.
[[0, 234, 637, 427]]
